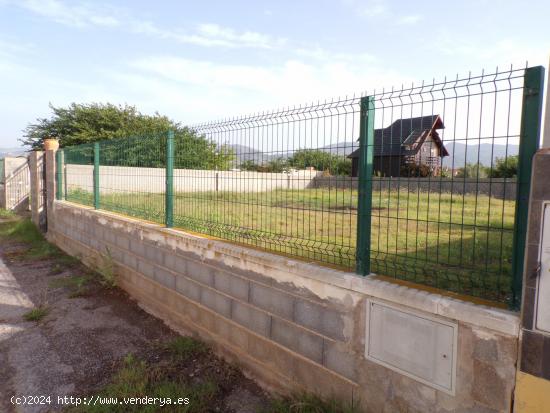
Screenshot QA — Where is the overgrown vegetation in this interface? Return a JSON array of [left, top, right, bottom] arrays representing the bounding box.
[[0, 216, 62, 260], [22, 103, 234, 170], [23, 306, 49, 322], [70, 353, 218, 413], [166, 337, 208, 361], [97, 247, 117, 288]]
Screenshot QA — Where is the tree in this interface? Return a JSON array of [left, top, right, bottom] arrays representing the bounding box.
[[488, 155, 518, 178], [400, 163, 432, 177], [455, 163, 488, 178], [239, 160, 260, 171], [287, 149, 351, 176], [22, 103, 233, 170]]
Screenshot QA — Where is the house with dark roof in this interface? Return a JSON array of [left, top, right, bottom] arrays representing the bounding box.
[[348, 115, 448, 177]]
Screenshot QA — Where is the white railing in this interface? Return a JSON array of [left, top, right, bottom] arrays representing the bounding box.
[[2, 159, 30, 210]]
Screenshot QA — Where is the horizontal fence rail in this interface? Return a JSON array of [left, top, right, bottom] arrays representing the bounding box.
[[57, 64, 544, 306]]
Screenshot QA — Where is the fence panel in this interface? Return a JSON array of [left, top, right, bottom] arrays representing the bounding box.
[[56, 65, 543, 305], [63, 143, 95, 207], [365, 66, 538, 304], [182, 100, 360, 268], [97, 134, 166, 224]]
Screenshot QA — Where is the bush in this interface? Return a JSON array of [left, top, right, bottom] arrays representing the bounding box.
[[455, 163, 488, 178], [488, 155, 518, 178], [400, 163, 432, 177]]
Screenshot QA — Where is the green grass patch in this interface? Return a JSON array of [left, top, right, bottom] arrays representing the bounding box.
[[70, 353, 218, 413], [264, 393, 363, 413], [23, 306, 49, 322], [166, 337, 208, 361], [0, 217, 64, 260], [0, 208, 16, 219]]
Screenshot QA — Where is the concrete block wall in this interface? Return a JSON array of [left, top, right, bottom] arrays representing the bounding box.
[[64, 164, 320, 194], [46, 198, 520, 413]]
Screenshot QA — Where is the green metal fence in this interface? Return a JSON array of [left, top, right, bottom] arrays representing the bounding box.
[[57, 65, 544, 306]]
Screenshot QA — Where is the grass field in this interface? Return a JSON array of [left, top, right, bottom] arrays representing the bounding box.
[[66, 187, 516, 303]]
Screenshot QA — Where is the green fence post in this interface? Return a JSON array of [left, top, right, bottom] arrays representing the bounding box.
[[93, 142, 100, 209], [165, 130, 174, 228], [356, 96, 375, 276], [511, 65, 545, 309], [56, 149, 63, 200]]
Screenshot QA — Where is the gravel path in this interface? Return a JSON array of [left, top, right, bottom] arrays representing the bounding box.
[[0, 220, 269, 413]]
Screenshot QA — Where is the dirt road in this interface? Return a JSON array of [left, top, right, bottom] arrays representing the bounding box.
[[0, 217, 269, 413]]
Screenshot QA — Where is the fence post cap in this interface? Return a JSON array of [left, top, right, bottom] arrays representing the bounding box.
[[43, 138, 59, 151]]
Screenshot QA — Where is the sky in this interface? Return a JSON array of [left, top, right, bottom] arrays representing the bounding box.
[[0, 0, 549, 148]]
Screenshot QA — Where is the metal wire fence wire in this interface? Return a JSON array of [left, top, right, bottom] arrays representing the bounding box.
[[183, 98, 361, 268], [97, 134, 166, 224], [365, 66, 529, 304], [63, 143, 95, 207], [56, 64, 541, 305]]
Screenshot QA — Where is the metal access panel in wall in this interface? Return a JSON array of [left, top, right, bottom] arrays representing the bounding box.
[[536, 201, 550, 333], [365, 299, 458, 394]]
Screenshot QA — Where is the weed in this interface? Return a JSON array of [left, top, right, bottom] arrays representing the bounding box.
[[166, 336, 208, 360], [23, 306, 49, 322], [70, 353, 218, 413], [264, 393, 363, 413], [97, 247, 116, 288]]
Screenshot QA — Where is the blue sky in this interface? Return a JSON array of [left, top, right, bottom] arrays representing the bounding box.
[[0, 0, 548, 148]]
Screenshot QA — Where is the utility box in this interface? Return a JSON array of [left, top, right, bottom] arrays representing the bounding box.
[[365, 299, 457, 394], [536, 201, 550, 333]]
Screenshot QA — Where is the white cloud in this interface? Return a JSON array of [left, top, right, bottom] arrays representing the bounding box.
[[397, 14, 422, 25], [13, 0, 285, 49], [18, 0, 120, 28], [122, 55, 411, 122]]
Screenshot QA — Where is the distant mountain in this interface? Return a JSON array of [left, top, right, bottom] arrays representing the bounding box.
[[317, 142, 357, 157], [442, 143, 519, 168], [0, 147, 27, 158], [228, 141, 518, 167]]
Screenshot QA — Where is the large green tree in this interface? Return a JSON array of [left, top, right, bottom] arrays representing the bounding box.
[[22, 103, 233, 170]]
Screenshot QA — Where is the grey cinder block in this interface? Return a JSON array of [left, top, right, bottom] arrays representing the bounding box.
[[249, 283, 295, 320], [175, 275, 202, 302], [115, 234, 130, 251], [130, 238, 145, 256], [214, 270, 249, 301], [186, 259, 215, 286], [294, 300, 346, 342], [231, 300, 271, 337], [154, 266, 176, 289], [137, 259, 155, 279], [201, 288, 232, 318], [270, 317, 323, 364]]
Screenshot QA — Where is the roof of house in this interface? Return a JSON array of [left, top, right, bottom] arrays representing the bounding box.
[[348, 115, 448, 158]]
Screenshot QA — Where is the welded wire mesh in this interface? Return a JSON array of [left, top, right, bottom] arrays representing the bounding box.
[[366, 66, 526, 303], [181, 100, 360, 268], [97, 134, 166, 224], [63, 143, 94, 206], [57, 65, 537, 304]]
